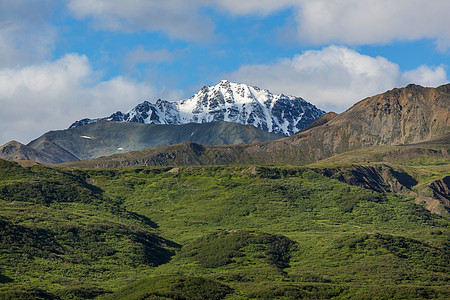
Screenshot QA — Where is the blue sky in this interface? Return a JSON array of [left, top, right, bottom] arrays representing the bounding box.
[[0, 0, 449, 145]]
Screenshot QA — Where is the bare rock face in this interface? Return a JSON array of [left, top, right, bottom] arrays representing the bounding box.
[[429, 176, 450, 211], [316, 165, 450, 215], [316, 164, 418, 194], [298, 112, 338, 133], [344, 84, 448, 144]]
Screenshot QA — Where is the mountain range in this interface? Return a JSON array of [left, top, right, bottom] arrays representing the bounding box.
[[1, 121, 284, 164], [63, 83, 450, 168], [0, 82, 448, 168], [1, 80, 325, 164], [70, 80, 325, 136]]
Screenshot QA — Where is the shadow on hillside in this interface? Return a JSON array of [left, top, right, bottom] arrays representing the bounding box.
[[128, 211, 159, 228], [390, 169, 418, 189]]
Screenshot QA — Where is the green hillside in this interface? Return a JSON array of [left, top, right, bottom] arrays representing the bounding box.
[[0, 159, 449, 299]]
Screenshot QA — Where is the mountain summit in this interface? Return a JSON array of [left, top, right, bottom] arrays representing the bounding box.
[[70, 80, 325, 136]]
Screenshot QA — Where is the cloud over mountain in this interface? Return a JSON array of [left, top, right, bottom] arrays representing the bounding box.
[[228, 46, 448, 112], [0, 54, 158, 145]]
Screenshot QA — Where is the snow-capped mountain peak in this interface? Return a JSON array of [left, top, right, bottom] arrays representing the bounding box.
[[69, 80, 325, 136]]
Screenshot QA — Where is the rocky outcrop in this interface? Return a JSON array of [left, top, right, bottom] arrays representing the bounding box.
[[429, 176, 450, 211], [316, 164, 417, 194], [316, 164, 450, 215]]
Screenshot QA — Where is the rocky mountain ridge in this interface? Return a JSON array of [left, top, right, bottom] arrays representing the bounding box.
[[0, 121, 284, 164], [70, 80, 325, 136], [287, 83, 450, 157], [2, 83, 448, 166], [63, 84, 450, 168]]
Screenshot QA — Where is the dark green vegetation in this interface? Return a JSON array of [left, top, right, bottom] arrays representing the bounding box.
[[0, 159, 179, 299], [1, 158, 449, 299], [107, 276, 233, 300], [179, 231, 295, 269]]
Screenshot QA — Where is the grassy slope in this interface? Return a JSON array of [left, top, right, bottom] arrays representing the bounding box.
[[0, 159, 449, 299]]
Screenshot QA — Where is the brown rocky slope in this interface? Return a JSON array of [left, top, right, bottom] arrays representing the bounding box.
[[288, 84, 449, 158], [0, 141, 62, 164]]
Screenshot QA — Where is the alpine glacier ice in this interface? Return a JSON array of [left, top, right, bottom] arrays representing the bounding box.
[[70, 80, 325, 136]]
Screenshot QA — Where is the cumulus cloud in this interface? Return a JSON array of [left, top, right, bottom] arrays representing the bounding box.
[[210, 0, 450, 49], [0, 54, 160, 145], [400, 65, 448, 87], [67, 0, 215, 42], [294, 0, 450, 47], [228, 46, 449, 112], [0, 0, 56, 67], [65, 0, 450, 48]]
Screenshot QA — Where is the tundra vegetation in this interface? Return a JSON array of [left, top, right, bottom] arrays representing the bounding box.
[[0, 157, 449, 299]]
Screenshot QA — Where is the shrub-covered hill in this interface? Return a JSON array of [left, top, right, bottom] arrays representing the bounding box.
[[0, 159, 449, 299], [0, 159, 180, 299]]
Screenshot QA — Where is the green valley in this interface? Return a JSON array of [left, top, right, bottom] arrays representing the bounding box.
[[0, 157, 448, 299]]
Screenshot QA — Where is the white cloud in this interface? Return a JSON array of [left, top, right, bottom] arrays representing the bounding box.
[[400, 65, 448, 87], [211, 0, 450, 49], [0, 0, 56, 67], [294, 0, 450, 47], [65, 0, 450, 48], [228, 46, 449, 112], [0, 54, 161, 145], [67, 0, 215, 42]]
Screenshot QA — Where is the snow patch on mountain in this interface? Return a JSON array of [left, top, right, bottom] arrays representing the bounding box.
[[70, 80, 325, 136]]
